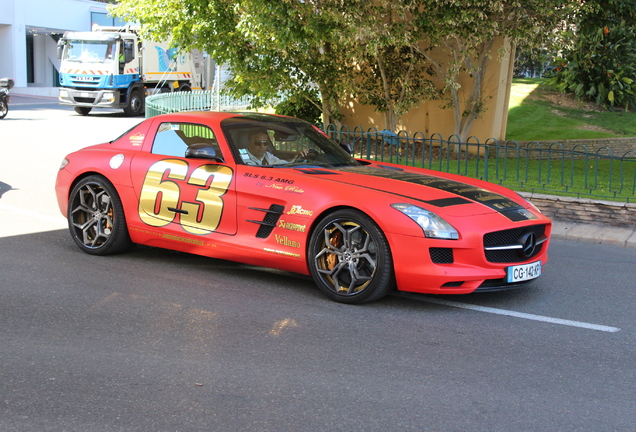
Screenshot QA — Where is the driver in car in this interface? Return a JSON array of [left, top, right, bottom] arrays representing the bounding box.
[[244, 130, 309, 165]]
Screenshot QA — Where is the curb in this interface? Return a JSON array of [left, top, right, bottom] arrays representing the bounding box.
[[551, 220, 636, 249]]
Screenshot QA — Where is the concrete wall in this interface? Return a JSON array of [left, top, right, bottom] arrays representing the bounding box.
[[517, 137, 636, 157], [0, 0, 109, 91], [340, 38, 515, 143], [521, 192, 636, 228]]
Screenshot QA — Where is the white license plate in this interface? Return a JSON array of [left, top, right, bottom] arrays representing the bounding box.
[[81, 92, 90, 98], [507, 261, 542, 283]]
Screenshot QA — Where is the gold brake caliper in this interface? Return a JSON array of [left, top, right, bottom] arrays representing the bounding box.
[[326, 229, 342, 270]]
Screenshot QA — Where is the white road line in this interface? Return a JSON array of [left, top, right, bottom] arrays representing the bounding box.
[[398, 294, 621, 333]]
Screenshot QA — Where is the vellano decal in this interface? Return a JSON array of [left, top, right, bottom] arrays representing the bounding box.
[[274, 234, 301, 248]]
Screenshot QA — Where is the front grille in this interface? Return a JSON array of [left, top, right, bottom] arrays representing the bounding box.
[[74, 97, 96, 103], [483, 224, 547, 264], [430, 247, 454, 264], [476, 277, 535, 292]]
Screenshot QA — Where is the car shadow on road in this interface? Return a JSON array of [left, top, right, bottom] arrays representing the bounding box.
[[1, 228, 545, 313]]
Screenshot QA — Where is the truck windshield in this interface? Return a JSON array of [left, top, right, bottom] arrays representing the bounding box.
[[64, 40, 117, 63]]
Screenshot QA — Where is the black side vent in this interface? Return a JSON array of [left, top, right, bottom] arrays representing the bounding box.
[[430, 247, 454, 264], [248, 204, 285, 238]]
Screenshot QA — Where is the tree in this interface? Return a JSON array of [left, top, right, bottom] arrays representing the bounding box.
[[111, 0, 355, 126], [345, 1, 438, 132], [111, 0, 573, 138], [410, 0, 574, 141]]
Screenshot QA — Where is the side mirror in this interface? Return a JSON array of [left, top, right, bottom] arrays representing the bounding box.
[[57, 40, 65, 60], [185, 143, 224, 162], [124, 40, 135, 63], [339, 142, 353, 154]]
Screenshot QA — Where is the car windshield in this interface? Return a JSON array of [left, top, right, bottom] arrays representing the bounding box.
[[64, 40, 117, 64], [222, 118, 360, 168]]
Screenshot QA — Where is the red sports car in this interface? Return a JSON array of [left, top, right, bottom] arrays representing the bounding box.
[[55, 111, 551, 303]]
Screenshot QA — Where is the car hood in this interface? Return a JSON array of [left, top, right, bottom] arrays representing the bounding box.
[[309, 165, 539, 222]]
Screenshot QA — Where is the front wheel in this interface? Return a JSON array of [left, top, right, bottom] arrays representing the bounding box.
[[308, 209, 395, 304], [67, 175, 133, 255], [123, 89, 144, 116], [74, 106, 92, 116], [0, 100, 8, 119]]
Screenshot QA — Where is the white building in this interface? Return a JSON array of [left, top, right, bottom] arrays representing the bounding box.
[[0, 0, 124, 96]]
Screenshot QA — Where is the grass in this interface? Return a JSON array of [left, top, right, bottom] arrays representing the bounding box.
[[506, 78, 636, 141]]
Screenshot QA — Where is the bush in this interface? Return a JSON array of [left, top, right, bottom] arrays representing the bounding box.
[[550, 23, 636, 111]]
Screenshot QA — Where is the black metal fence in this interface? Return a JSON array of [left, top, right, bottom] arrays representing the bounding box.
[[144, 92, 636, 202], [325, 125, 636, 203]]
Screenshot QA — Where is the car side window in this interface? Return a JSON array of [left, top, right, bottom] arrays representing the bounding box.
[[151, 122, 222, 159]]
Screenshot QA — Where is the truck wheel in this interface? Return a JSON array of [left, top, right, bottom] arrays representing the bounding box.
[[74, 107, 92, 116], [123, 89, 144, 117]]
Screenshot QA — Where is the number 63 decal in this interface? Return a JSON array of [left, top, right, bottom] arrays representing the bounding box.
[[138, 159, 233, 235]]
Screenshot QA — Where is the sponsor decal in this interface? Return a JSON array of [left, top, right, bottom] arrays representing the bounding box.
[[274, 234, 301, 248], [286, 205, 313, 216], [129, 226, 217, 247], [129, 133, 145, 146], [264, 248, 301, 258], [284, 185, 304, 194], [277, 219, 306, 232]]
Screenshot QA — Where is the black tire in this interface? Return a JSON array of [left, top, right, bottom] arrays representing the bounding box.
[[308, 209, 395, 304], [67, 175, 133, 255], [123, 89, 144, 116], [74, 106, 92, 116], [0, 100, 8, 119]]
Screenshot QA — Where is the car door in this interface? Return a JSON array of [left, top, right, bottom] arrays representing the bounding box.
[[130, 120, 237, 236]]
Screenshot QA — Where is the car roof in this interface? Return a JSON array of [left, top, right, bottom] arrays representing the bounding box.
[[152, 111, 303, 124]]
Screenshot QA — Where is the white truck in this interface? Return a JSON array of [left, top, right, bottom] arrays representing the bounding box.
[[57, 25, 208, 116]]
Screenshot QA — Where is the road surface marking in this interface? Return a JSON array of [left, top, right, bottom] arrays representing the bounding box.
[[398, 293, 621, 333]]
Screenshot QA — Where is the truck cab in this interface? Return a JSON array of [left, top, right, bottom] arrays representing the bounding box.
[[57, 25, 205, 117], [58, 28, 144, 116]]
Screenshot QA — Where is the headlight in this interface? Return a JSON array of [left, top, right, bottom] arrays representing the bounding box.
[[391, 204, 459, 240]]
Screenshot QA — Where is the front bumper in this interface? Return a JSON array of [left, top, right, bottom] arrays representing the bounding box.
[[387, 222, 551, 295], [58, 88, 120, 109]]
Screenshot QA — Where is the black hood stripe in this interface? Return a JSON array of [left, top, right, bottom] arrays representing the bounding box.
[[336, 166, 536, 221]]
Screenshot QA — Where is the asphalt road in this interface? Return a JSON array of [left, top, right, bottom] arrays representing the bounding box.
[[1, 97, 635, 431]]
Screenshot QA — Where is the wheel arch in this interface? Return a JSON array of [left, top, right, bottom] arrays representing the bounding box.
[[65, 171, 134, 221], [305, 204, 395, 263]]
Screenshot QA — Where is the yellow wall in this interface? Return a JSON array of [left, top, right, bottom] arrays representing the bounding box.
[[340, 37, 514, 142]]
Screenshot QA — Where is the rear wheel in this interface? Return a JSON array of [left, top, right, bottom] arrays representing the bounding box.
[[123, 89, 144, 116], [67, 175, 133, 255], [308, 209, 395, 304], [0, 100, 9, 119], [74, 107, 92, 116]]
